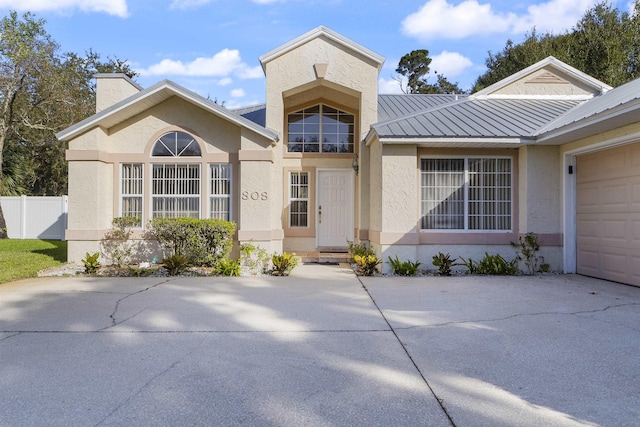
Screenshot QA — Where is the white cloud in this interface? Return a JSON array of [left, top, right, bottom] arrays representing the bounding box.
[[0, 0, 129, 17], [402, 0, 598, 41], [230, 88, 245, 98], [430, 51, 473, 78], [378, 77, 404, 94], [138, 49, 262, 80], [217, 77, 233, 86]]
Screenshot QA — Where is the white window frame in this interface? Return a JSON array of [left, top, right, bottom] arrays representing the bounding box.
[[289, 171, 310, 228], [151, 163, 201, 219], [420, 156, 512, 232], [209, 163, 232, 220], [120, 163, 143, 226], [286, 104, 355, 154]]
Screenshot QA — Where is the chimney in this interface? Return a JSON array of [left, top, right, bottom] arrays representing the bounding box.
[[95, 74, 142, 113]]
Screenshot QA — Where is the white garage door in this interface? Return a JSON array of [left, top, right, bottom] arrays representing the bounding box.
[[576, 143, 640, 286]]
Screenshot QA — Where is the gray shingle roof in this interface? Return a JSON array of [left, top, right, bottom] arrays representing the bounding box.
[[373, 98, 581, 139]]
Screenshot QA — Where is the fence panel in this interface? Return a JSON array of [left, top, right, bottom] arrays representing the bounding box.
[[0, 196, 68, 240]]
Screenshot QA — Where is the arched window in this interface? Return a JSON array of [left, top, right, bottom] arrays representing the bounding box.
[[287, 104, 354, 153], [152, 131, 201, 157]]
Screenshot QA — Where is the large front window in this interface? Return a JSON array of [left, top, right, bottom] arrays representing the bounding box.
[[287, 104, 354, 153], [421, 158, 512, 230], [152, 164, 200, 218]]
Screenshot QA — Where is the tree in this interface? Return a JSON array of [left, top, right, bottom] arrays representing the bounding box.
[[0, 11, 137, 237], [472, 1, 640, 92], [396, 49, 466, 94], [0, 11, 58, 237]]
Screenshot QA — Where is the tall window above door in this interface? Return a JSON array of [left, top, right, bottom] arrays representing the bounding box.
[[287, 104, 354, 153]]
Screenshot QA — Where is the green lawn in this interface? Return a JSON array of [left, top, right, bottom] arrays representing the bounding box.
[[0, 239, 67, 284]]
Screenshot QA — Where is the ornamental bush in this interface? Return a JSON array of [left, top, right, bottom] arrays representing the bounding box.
[[149, 218, 236, 267]]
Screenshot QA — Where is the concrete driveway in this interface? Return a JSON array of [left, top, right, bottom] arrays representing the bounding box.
[[0, 265, 638, 426]]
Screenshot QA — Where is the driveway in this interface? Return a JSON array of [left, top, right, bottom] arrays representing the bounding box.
[[0, 265, 638, 426]]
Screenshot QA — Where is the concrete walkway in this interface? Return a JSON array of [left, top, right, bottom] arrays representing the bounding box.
[[0, 264, 638, 426]]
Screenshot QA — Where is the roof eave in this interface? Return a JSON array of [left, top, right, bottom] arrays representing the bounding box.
[[56, 81, 279, 143]]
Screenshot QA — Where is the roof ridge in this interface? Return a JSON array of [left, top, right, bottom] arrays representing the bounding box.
[[373, 96, 468, 128]]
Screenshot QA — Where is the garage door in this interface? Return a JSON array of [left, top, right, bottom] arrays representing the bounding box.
[[576, 143, 640, 286]]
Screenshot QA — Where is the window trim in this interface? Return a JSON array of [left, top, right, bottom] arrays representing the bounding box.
[[419, 155, 513, 233]]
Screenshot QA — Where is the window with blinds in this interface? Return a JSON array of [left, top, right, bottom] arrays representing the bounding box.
[[421, 157, 511, 231], [210, 163, 231, 220], [152, 164, 200, 218], [121, 163, 143, 225], [289, 171, 309, 227]]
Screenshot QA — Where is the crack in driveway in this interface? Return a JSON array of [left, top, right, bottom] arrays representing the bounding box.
[[390, 302, 640, 330], [98, 279, 173, 331]]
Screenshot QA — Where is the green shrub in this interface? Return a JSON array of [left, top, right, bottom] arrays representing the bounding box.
[[217, 257, 241, 276], [162, 254, 189, 275], [149, 218, 236, 266], [388, 256, 421, 276], [512, 232, 542, 275], [432, 252, 457, 276], [102, 216, 139, 267], [82, 252, 101, 274], [271, 252, 298, 276], [347, 240, 375, 260], [476, 252, 517, 275], [353, 254, 380, 276], [240, 242, 271, 275]]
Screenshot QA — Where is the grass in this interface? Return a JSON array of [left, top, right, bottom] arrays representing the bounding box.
[[0, 239, 67, 284]]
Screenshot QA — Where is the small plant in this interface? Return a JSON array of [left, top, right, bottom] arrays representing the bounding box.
[[459, 257, 479, 275], [540, 263, 551, 273], [217, 257, 241, 277], [512, 232, 542, 275], [271, 252, 298, 276], [432, 252, 458, 276], [353, 254, 381, 276], [162, 254, 189, 276], [127, 266, 155, 277], [476, 252, 517, 275], [240, 242, 271, 275], [347, 240, 375, 260], [388, 256, 421, 276], [82, 252, 101, 274]]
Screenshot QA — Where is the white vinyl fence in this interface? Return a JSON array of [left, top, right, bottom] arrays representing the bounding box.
[[1, 196, 68, 240]]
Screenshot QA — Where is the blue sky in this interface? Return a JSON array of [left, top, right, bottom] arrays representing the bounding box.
[[0, 0, 634, 108]]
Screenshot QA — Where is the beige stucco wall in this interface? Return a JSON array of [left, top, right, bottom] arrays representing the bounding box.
[[495, 67, 601, 97], [95, 74, 141, 113], [518, 145, 561, 234]]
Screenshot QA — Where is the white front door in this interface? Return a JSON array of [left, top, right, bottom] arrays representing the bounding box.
[[317, 170, 354, 248]]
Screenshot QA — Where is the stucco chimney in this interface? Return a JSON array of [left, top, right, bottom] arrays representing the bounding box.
[[95, 74, 142, 113]]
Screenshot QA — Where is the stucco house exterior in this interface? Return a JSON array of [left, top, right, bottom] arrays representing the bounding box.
[[57, 26, 640, 286]]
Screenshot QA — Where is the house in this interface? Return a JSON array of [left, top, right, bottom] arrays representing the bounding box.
[[57, 26, 640, 286]]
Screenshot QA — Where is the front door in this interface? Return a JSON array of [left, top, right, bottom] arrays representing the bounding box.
[[317, 170, 354, 248]]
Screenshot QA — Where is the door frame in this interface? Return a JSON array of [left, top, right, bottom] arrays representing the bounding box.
[[315, 168, 355, 249]]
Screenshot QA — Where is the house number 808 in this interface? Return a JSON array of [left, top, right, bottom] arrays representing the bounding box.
[[242, 191, 268, 201]]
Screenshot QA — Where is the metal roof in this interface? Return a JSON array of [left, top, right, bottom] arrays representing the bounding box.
[[233, 104, 266, 127], [536, 77, 640, 137], [373, 98, 581, 140], [377, 94, 467, 122]]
